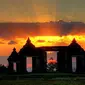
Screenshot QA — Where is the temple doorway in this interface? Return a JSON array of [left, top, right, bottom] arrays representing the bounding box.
[[46, 51, 57, 72], [13, 62, 17, 72], [26, 57, 32, 72], [72, 56, 77, 72]]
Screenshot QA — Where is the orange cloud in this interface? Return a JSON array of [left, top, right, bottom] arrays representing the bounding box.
[[37, 40, 45, 43]]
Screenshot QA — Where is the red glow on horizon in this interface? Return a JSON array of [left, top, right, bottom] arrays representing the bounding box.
[[15, 35, 85, 50]]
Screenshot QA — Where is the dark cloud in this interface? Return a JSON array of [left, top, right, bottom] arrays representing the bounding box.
[[8, 40, 17, 45], [37, 40, 45, 43], [0, 21, 85, 40]]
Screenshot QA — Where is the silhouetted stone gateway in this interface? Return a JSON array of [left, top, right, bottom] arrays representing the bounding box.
[[8, 38, 85, 73], [8, 38, 47, 73]]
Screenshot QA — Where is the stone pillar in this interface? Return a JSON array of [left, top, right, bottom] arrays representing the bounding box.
[[67, 55, 72, 73], [8, 61, 13, 73], [32, 57, 37, 72], [39, 52, 47, 73], [19, 56, 26, 73], [16, 61, 20, 73], [57, 51, 66, 72], [77, 55, 85, 73], [32, 53, 47, 73]]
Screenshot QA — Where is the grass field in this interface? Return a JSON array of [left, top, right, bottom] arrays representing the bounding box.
[[0, 79, 85, 85], [0, 73, 85, 85]]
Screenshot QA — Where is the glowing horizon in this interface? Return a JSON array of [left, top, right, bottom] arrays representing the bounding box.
[[16, 35, 85, 49], [0, 35, 85, 56]]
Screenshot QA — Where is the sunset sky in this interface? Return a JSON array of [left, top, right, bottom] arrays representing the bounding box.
[[0, 0, 85, 22], [0, 0, 85, 66]]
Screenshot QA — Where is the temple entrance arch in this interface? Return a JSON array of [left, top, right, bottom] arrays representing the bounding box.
[[13, 62, 17, 72], [18, 53, 46, 73], [26, 57, 32, 72], [72, 56, 77, 72], [26, 55, 41, 73], [38, 46, 66, 72], [46, 51, 58, 72]]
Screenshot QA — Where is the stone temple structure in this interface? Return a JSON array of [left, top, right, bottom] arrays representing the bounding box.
[[8, 38, 47, 73], [8, 38, 85, 73], [57, 38, 85, 73]]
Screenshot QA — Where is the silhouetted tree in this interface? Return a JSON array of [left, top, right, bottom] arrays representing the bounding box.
[[0, 64, 8, 74]]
